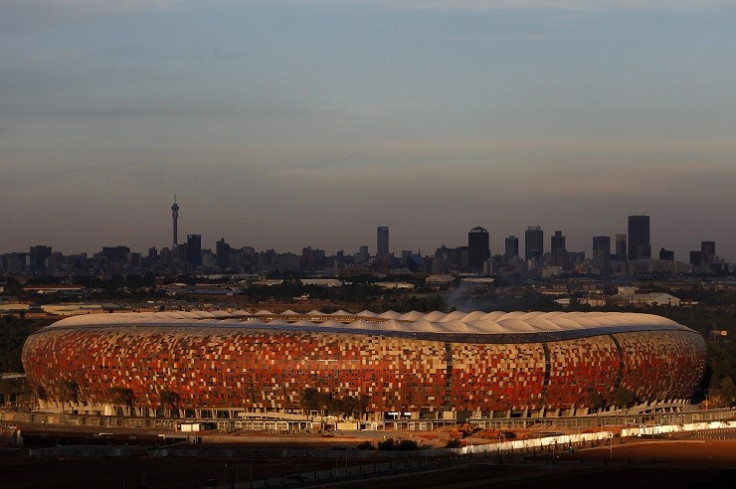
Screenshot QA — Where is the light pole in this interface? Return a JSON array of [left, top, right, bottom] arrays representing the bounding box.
[[609, 434, 613, 461]]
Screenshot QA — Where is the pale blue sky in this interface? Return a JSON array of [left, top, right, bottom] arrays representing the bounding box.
[[2, 1, 735, 261]]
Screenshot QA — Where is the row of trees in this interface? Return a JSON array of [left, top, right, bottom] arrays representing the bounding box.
[[0, 315, 48, 372], [302, 388, 370, 419]]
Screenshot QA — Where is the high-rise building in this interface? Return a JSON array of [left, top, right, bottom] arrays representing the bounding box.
[[216, 238, 231, 269], [701, 241, 716, 268], [615, 234, 627, 261], [525, 226, 544, 263], [29, 245, 52, 274], [550, 231, 567, 269], [505, 235, 519, 261], [659, 248, 674, 261], [628, 215, 651, 260], [377, 226, 389, 261], [359, 246, 369, 264], [592, 236, 611, 273], [187, 234, 202, 266], [468, 226, 490, 272]]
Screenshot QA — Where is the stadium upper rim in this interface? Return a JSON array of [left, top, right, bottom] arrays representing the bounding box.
[[41, 310, 697, 341]]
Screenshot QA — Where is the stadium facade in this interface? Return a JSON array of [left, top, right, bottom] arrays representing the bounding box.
[[22, 310, 706, 419]]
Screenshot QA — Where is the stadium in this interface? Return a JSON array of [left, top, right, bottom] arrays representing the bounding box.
[[22, 310, 706, 421]]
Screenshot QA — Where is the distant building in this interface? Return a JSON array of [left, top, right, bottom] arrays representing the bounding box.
[[592, 236, 611, 273], [216, 238, 231, 269], [615, 234, 627, 261], [659, 248, 674, 261], [628, 215, 651, 260], [29, 245, 52, 274], [505, 235, 519, 262], [377, 226, 389, 261], [525, 226, 544, 263], [550, 231, 567, 269], [187, 234, 202, 266], [701, 241, 716, 268], [468, 226, 490, 272], [631, 293, 681, 307]]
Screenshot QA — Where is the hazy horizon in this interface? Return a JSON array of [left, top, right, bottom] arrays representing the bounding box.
[[2, 1, 735, 261]]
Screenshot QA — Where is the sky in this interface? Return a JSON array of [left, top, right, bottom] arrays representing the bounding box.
[[2, 0, 735, 261]]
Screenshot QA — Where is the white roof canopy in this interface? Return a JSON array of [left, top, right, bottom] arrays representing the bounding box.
[[48, 309, 691, 337]]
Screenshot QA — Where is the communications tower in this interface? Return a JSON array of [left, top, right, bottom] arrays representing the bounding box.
[[171, 195, 180, 250]]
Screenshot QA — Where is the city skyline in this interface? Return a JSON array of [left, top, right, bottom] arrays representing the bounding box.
[[1, 206, 730, 265], [2, 1, 735, 261]]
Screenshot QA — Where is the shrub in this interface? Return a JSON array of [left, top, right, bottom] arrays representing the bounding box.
[[445, 438, 464, 448], [357, 441, 375, 450], [397, 439, 418, 451], [377, 438, 395, 450]]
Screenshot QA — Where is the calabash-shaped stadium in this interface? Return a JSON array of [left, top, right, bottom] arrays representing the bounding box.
[[22, 310, 706, 419]]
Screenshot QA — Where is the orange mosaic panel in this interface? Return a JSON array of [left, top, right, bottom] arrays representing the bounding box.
[[615, 330, 707, 402], [544, 336, 620, 408], [450, 343, 546, 411]]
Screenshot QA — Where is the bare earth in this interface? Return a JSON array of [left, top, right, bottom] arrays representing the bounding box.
[[2, 425, 736, 489]]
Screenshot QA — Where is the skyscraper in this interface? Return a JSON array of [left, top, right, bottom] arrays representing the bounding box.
[[592, 236, 611, 273], [659, 248, 674, 261], [525, 226, 544, 263], [550, 231, 567, 269], [187, 234, 202, 266], [615, 234, 627, 261], [628, 215, 651, 260], [505, 235, 519, 261], [468, 226, 490, 272], [377, 226, 389, 261], [29, 245, 52, 274], [216, 238, 231, 269], [701, 241, 716, 268]]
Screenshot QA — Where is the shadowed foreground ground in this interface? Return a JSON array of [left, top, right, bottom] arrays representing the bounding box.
[[2, 431, 736, 489]]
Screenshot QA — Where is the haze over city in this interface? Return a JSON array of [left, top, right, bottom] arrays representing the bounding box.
[[2, 1, 735, 260]]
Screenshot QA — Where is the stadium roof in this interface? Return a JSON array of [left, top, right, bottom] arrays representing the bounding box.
[[44, 310, 696, 344]]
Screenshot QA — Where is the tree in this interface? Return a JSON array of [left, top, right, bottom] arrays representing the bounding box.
[[58, 379, 79, 413], [302, 388, 321, 414], [108, 386, 134, 415], [720, 377, 736, 405], [611, 387, 635, 409], [586, 389, 607, 411], [159, 389, 180, 417]]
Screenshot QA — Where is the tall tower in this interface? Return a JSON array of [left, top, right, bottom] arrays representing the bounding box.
[[171, 195, 180, 250], [524, 226, 544, 263], [550, 230, 567, 268], [701, 241, 716, 268], [377, 226, 389, 261], [505, 235, 519, 261], [628, 215, 651, 260], [592, 236, 611, 273], [615, 234, 627, 261], [468, 226, 490, 272]]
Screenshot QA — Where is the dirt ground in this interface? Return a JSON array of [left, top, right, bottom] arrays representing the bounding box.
[[2, 426, 736, 489]]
